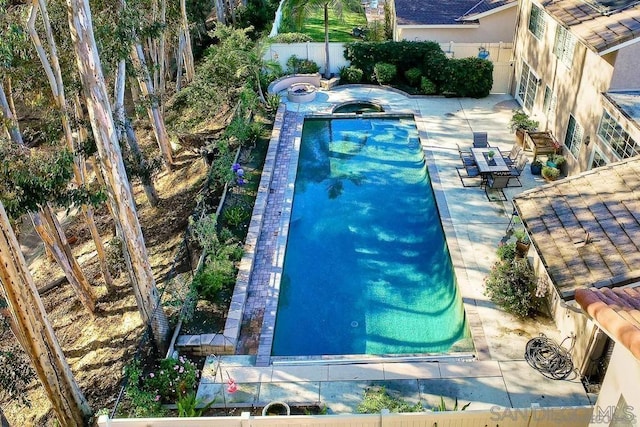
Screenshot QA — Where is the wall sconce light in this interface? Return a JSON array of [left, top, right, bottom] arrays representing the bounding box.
[[584, 136, 590, 146], [536, 77, 543, 86]]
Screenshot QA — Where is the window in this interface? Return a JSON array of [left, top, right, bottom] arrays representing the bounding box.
[[565, 115, 583, 158], [517, 62, 538, 111], [528, 4, 546, 40], [543, 85, 556, 114], [597, 110, 640, 160], [554, 26, 576, 68], [590, 149, 608, 169]]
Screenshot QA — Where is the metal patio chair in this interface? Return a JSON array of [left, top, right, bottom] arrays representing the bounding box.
[[456, 164, 483, 187], [472, 132, 489, 148], [485, 172, 510, 201], [457, 143, 475, 167], [507, 153, 528, 187]]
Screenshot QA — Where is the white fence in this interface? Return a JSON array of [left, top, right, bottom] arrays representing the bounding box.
[[98, 406, 593, 427], [265, 42, 513, 93]]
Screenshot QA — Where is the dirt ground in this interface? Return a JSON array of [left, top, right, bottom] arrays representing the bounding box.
[[0, 147, 208, 426]]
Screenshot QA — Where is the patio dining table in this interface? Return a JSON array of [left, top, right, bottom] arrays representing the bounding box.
[[471, 147, 510, 174]]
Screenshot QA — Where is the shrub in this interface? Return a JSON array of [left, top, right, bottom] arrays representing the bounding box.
[[496, 241, 516, 262], [541, 166, 560, 180], [442, 57, 493, 98], [373, 62, 397, 84], [484, 259, 540, 317], [223, 205, 251, 227], [357, 386, 424, 413], [270, 32, 312, 43], [420, 77, 437, 95], [286, 55, 320, 74], [122, 360, 166, 417], [404, 67, 422, 87], [339, 66, 364, 83], [143, 356, 198, 403]]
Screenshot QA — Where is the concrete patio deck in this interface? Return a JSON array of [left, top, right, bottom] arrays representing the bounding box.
[[196, 86, 595, 413]]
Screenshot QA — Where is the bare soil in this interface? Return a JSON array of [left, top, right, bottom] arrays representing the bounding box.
[[0, 148, 208, 426]]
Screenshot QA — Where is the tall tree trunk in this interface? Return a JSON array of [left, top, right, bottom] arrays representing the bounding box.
[[0, 203, 92, 427], [214, 0, 226, 24], [175, 32, 185, 92], [323, 4, 330, 79], [0, 80, 23, 145], [31, 207, 97, 315], [114, 59, 160, 207], [180, 0, 194, 83], [28, 0, 114, 294], [65, 0, 169, 353]]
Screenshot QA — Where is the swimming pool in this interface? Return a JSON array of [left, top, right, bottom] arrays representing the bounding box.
[[272, 116, 472, 357]]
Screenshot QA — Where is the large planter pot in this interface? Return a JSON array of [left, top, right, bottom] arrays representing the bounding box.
[[515, 128, 526, 147], [262, 401, 291, 416], [530, 162, 542, 175]]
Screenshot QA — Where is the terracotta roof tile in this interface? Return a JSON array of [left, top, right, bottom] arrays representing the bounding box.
[[575, 285, 640, 360], [513, 158, 640, 299]]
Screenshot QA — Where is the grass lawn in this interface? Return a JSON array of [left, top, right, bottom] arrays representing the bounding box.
[[283, 2, 368, 42]]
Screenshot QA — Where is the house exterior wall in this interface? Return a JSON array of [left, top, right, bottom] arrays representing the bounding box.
[[513, 0, 619, 176], [395, 7, 517, 43], [610, 42, 640, 90], [588, 344, 640, 426]]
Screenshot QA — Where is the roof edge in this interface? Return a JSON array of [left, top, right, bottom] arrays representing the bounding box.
[[459, 1, 517, 21]]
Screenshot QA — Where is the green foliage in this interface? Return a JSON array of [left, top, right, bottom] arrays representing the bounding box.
[[143, 356, 198, 403], [279, 0, 367, 42], [122, 360, 166, 418], [513, 229, 530, 244], [541, 165, 560, 180], [496, 241, 517, 262], [177, 392, 214, 417], [0, 346, 36, 407], [357, 387, 424, 413], [223, 205, 251, 228], [265, 93, 282, 113], [208, 144, 236, 190], [420, 77, 437, 95], [339, 65, 363, 83], [432, 396, 471, 411], [373, 62, 396, 85], [286, 55, 320, 74], [192, 260, 236, 304], [404, 67, 422, 87], [364, 20, 385, 42], [442, 57, 493, 98], [510, 110, 539, 132], [548, 154, 566, 166], [485, 259, 540, 318], [0, 141, 84, 219], [225, 116, 264, 148], [270, 32, 313, 43], [236, 0, 280, 36]]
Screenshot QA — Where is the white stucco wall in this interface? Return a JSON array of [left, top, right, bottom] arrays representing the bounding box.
[[396, 6, 517, 43], [588, 344, 640, 426]]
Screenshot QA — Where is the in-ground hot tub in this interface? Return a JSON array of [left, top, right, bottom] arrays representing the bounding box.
[[287, 83, 317, 103]]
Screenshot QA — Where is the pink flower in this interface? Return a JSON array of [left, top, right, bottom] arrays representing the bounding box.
[[227, 378, 238, 394], [154, 395, 160, 401], [149, 373, 155, 378], [179, 367, 184, 374]]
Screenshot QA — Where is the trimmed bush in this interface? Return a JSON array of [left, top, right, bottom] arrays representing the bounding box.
[[373, 62, 396, 85], [339, 66, 364, 83], [270, 32, 313, 43], [404, 67, 422, 87], [442, 57, 493, 98], [286, 55, 320, 74], [420, 77, 437, 95]]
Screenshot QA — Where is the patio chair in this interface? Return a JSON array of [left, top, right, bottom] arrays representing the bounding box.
[[503, 144, 523, 166], [457, 143, 475, 166], [472, 132, 489, 148], [485, 172, 510, 201], [507, 153, 528, 187], [456, 164, 482, 187]]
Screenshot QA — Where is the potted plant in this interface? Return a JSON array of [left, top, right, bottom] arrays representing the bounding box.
[[530, 159, 543, 175], [513, 229, 531, 258], [541, 165, 560, 181], [509, 110, 539, 147], [487, 150, 496, 165]]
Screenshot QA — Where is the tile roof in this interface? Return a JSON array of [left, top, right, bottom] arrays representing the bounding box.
[[575, 285, 640, 360], [541, 0, 640, 53], [513, 157, 640, 300], [605, 91, 640, 122], [394, 0, 515, 26]]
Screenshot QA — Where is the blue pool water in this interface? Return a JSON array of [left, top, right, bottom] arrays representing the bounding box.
[[272, 117, 471, 356]]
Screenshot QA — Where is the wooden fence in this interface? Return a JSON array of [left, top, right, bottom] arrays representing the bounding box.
[[98, 405, 593, 426], [264, 42, 514, 93]]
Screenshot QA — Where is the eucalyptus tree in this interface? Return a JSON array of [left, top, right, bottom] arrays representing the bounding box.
[[0, 199, 93, 427], [26, 0, 115, 293], [65, 0, 170, 352]]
